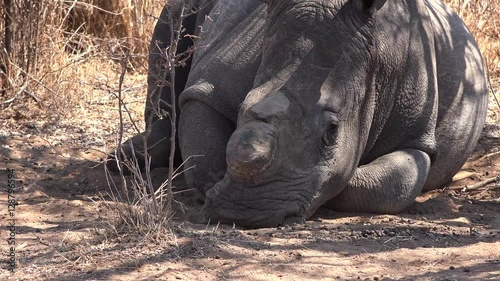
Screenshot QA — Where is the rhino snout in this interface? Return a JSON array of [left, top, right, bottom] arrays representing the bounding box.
[[226, 121, 278, 182]]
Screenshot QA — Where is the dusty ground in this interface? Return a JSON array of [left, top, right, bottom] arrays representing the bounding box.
[[0, 74, 499, 280]]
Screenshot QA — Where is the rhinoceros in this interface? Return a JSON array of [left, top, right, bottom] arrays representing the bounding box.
[[109, 0, 488, 227]]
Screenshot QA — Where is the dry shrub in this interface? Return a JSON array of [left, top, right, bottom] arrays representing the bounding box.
[[443, 0, 500, 78], [1, 1, 71, 114], [0, 0, 163, 117], [66, 0, 164, 54]]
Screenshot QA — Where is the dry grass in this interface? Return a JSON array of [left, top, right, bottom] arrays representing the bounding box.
[[0, 0, 163, 118], [66, 0, 163, 53]]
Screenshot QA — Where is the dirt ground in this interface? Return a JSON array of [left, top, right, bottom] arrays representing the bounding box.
[[1, 74, 499, 280]]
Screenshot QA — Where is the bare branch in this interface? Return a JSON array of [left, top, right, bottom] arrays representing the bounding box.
[[450, 176, 500, 191]]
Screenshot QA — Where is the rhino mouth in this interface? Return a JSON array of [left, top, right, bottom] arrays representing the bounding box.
[[202, 175, 311, 228]]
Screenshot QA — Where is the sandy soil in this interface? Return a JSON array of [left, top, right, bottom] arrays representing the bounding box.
[[0, 76, 499, 281]]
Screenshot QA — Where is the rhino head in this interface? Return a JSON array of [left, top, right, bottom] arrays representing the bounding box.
[[203, 0, 387, 227]]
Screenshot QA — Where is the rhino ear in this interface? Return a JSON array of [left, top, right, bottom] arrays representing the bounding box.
[[358, 0, 387, 12]]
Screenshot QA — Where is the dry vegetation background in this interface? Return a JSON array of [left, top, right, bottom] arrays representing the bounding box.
[[0, 0, 164, 119], [0, 0, 498, 118]]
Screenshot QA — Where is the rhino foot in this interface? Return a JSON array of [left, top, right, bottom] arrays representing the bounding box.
[[106, 118, 177, 174]]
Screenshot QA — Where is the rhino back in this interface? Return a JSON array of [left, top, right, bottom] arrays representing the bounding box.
[[425, 0, 488, 128], [423, 0, 488, 189], [179, 0, 266, 123], [361, 0, 439, 164], [361, 0, 487, 188]]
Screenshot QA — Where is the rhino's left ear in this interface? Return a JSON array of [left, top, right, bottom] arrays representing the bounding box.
[[358, 0, 387, 12]]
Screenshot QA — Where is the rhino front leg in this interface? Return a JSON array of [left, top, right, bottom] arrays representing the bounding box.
[[179, 101, 236, 200], [106, 118, 183, 173], [327, 149, 431, 214]]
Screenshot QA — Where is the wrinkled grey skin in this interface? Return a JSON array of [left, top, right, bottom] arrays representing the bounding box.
[[108, 0, 488, 228]]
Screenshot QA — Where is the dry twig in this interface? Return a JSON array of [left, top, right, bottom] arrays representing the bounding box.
[[450, 176, 500, 191]]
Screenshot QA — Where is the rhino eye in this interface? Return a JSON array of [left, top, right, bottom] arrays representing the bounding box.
[[320, 111, 339, 147], [321, 123, 338, 147]]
